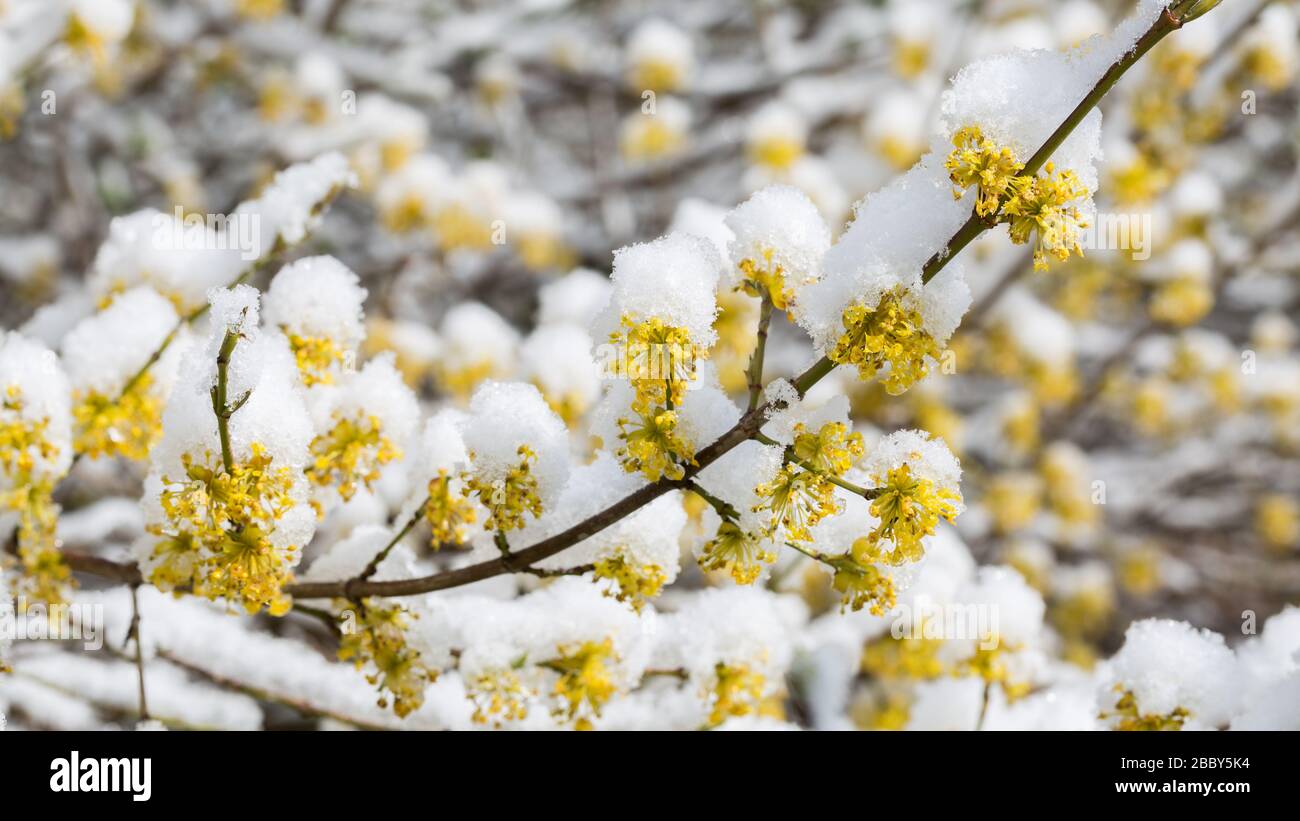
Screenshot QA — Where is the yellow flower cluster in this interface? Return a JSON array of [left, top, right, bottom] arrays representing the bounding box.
[[149, 444, 299, 615], [946, 126, 1091, 271], [736, 248, 794, 311], [867, 464, 962, 565], [946, 125, 1023, 217], [828, 538, 899, 616], [830, 287, 942, 394], [698, 521, 775, 585], [548, 638, 618, 730], [0, 388, 70, 603], [861, 633, 946, 681], [753, 422, 863, 542], [606, 314, 711, 481], [615, 406, 694, 482], [1102, 687, 1189, 731], [468, 668, 533, 727], [72, 374, 164, 461], [593, 553, 667, 612], [1002, 164, 1091, 272], [608, 314, 707, 413], [705, 662, 769, 728], [307, 413, 400, 502], [424, 470, 478, 547], [286, 332, 347, 387], [338, 599, 437, 718], [753, 465, 838, 542], [464, 445, 543, 532]]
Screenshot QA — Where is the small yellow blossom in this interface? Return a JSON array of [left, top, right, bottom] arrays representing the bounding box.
[[615, 406, 694, 482], [150, 444, 299, 614], [620, 117, 686, 161], [548, 638, 618, 730], [1002, 163, 1090, 271], [861, 634, 946, 681], [1102, 687, 1188, 731], [792, 421, 864, 477], [736, 248, 794, 311], [830, 287, 942, 395], [338, 599, 437, 718], [866, 464, 962, 564], [469, 668, 533, 727], [827, 540, 898, 615], [752, 464, 839, 543], [465, 445, 543, 532], [698, 521, 775, 585], [984, 472, 1042, 535], [73, 374, 163, 461], [1149, 277, 1214, 327], [308, 414, 400, 502], [235, 0, 284, 21], [706, 662, 768, 727], [629, 60, 685, 94], [431, 204, 494, 252], [424, 470, 478, 547], [748, 135, 804, 171], [946, 125, 1023, 217], [607, 314, 707, 414], [593, 553, 666, 611], [286, 332, 346, 387], [0, 389, 70, 603]]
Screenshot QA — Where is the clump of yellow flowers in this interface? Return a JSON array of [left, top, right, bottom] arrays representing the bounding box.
[[615, 406, 694, 482], [607, 312, 710, 481], [423, 470, 478, 547], [705, 662, 772, 728], [608, 314, 708, 413], [1102, 687, 1189, 731], [149, 444, 299, 615], [946, 125, 1091, 271], [829, 287, 943, 395], [464, 445, 542, 533], [308, 413, 400, 502], [0, 385, 71, 604], [737, 248, 796, 312], [867, 464, 963, 565], [594, 553, 667, 612], [72, 373, 164, 461], [337, 598, 438, 718], [831, 538, 900, 616], [547, 638, 619, 730], [286, 332, 346, 387], [754, 422, 864, 542], [469, 668, 533, 727], [698, 521, 775, 585]]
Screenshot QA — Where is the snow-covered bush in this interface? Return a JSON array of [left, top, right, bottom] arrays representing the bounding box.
[[2, 0, 1296, 733]]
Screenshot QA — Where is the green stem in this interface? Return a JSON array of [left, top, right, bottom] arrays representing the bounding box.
[[682, 480, 740, 522], [754, 431, 883, 500], [746, 296, 774, 412], [210, 327, 243, 474]]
